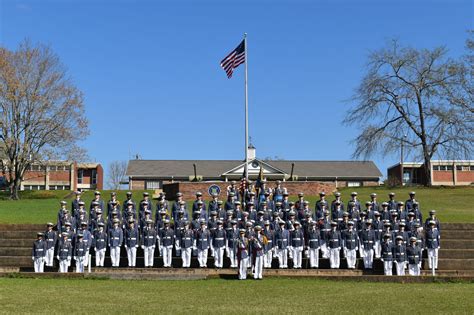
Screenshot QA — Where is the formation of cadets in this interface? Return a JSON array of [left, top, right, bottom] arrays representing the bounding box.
[[32, 180, 442, 279]]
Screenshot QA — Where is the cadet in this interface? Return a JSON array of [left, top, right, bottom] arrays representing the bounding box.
[[139, 192, 153, 213], [160, 220, 174, 268], [124, 219, 139, 267], [251, 226, 265, 279], [171, 192, 186, 222], [107, 192, 121, 215], [108, 219, 123, 267], [381, 234, 394, 275], [89, 201, 101, 224], [212, 221, 226, 268], [44, 222, 57, 267], [74, 234, 88, 273], [192, 192, 207, 213], [90, 209, 106, 233], [123, 201, 137, 225], [425, 210, 441, 231], [142, 219, 157, 268], [380, 202, 391, 221], [93, 222, 107, 267], [71, 191, 83, 215], [360, 219, 375, 269], [208, 194, 220, 216], [57, 232, 72, 273], [405, 191, 418, 212], [315, 192, 328, 213], [272, 180, 284, 202], [275, 220, 290, 268], [227, 180, 240, 201], [373, 212, 383, 259], [224, 193, 236, 211], [331, 192, 345, 213], [349, 192, 361, 211], [327, 221, 342, 269], [426, 220, 441, 270], [237, 229, 250, 280], [179, 222, 194, 268], [319, 211, 332, 259], [226, 220, 239, 268], [393, 235, 407, 276], [32, 232, 47, 273], [263, 221, 275, 268], [387, 192, 397, 211], [290, 222, 305, 269], [157, 192, 169, 212], [370, 193, 380, 212], [407, 236, 422, 276], [342, 221, 359, 269], [195, 220, 211, 268], [77, 221, 92, 267], [331, 201, 344, 223], [395, 222, 409, 246], [307, 221, 321, 269], [90, 191, 105, 213], [122, 191, 136, 211]]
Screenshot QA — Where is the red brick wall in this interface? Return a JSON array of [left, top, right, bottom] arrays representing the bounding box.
[[131, 179, 145, 190], [96, 164, 104, 190], [22, 171, 45, 182], [456, 171, 474, 183], [163, 181, 336, 201], [433, 170, 454, 183], [49, 171, 70, 181]]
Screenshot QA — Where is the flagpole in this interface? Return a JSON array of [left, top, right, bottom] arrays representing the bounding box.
[[244, 33, 249, 185]]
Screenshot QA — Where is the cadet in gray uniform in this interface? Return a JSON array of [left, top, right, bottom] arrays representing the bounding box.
[[381, 234, 394, 275], [327, 221, 342, 269], [407, 236, 422, 276], [108, 219, 123, 267], [93, 222, 107, 267], [32, 232, 47, 273], [195, 220, 211, 268], [160, 220, 175, 268], [125, 219, 139, 267], [426, 220, 441, 270], [57, 232, 72, 273], [290, 222, 305, 269], [307, 221, 321, 269], [275, 220, 290, 268], [251, 226, 265, 279], [44, 222, 57, 267], [179, 222, 194, 268], [226, 220, 239, 268], [212, 221, 226, 268], [263, 221, 275, 268], [394, 235, 407, 276], [142, 219, 157, 268], [74, 234, 88, 273], [237, 229, 250, 280], [360, 219, 376, 269], [342, 221, 358, 269]]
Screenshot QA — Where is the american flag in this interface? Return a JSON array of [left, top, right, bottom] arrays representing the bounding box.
[[220, 39, 245, 78]]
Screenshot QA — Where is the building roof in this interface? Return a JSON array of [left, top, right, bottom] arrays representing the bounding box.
[[126, 159, 382, 179]]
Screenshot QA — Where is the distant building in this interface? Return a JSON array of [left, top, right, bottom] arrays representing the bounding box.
[[0, 161, 103, 191], [125, 146, 382, 199], [387, 160, 474, 186]]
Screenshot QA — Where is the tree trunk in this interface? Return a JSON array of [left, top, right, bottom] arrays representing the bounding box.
[[10, 181, 20, 200], [423, 153, 432, 187]]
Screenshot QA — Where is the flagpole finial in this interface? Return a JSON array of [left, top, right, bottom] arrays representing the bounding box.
[[244, 32, 247, 37]]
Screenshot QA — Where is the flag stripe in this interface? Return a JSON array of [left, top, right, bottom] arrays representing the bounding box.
[[220, 40, 246, 79]]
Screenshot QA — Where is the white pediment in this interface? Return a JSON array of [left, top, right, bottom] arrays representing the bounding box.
[[221, 159, 287, 178]]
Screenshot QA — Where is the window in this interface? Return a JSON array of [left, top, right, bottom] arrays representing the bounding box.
[[91, 170, 97, 185], [77, 169, 84, 184], [24, 185, 45, 190], [433, 165, 441, 171], [403, 171, 411, 183], [446, 165, 453, 171], [471, 166, 474, 171], [146, 181, 161, 189], [347, 182, 361, 187], [50, 185, 70, 190], [49, 165, 57, 171]]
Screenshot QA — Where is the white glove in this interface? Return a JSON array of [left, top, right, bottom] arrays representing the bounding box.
[[32, 257, 35, 261], [56, 256, 60, 260], [141, 245, 145, 249]]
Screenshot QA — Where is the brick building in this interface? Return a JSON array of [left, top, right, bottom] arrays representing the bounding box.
[[387, 160, 474, 186], [0, 161, 103, 191], [125, 147, 382, 199]]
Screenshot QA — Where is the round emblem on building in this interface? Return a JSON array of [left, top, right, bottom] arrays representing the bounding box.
[[208, 184, 221, 196]]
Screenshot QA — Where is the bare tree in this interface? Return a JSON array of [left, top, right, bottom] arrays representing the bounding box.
[[344, 38, 473, 186], [0, 40, 88, 199], [107, 161, 128, 190]]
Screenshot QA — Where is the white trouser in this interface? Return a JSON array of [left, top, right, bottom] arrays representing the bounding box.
[[96, 248, 106, 267], [374, 241, 381, 258], [292, 246, 303, 268], [427, 248, 439, 269], [264, 249, 273, 268], [239, 257, 248, 279], [181, 248, 192, 267], [33, 257, 44, 273], [345, 248, 357, 269], [126, 246, 137, 267], [46, 248, 55, 266], [214, 247, 224, 268], [253, 255, 264, 279], [329, 248, 340, 268], [59, 259, 69, 273], [395, 261, 406, 275], [198, 249, 208, 267], [83, 250, 90, 267], [110, 246, 121, 267], [144, 246, 155, 267], [383, 260, 393, 275], [248, 253, 252, 268], [162, 246, 173, 267], [228, 248, 237, 268], [409, 263, 420, 276], [320, 242, 329, 258], [363, 249, 374, 269], [277, 248, 288, 268], [75, 256, 85, 273], [309, 248, 320, 268]]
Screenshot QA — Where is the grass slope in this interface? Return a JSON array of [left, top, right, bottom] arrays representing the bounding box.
[[0, 186, 473, 224], [0, 277, 472, 314]]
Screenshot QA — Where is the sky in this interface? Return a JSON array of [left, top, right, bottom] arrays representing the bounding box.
[[0, 0, 472, 183]]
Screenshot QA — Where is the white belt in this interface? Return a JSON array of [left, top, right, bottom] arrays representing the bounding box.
[[215, 238, 224, 240], [129, 238, 137, 240], [48, 239, 54, 241], [37, 249, 43, 251]]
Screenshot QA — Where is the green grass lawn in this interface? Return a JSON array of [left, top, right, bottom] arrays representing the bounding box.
[[0, 186, 473, 224], [0, 277, 472, 314]]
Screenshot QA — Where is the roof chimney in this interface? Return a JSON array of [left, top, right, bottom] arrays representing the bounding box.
[[248, 143, 256, 160]]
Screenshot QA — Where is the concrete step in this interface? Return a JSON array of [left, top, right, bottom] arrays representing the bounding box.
[[439, 249, 474, 259], [441, 230, 474, 239], [0, 224, 46, 231], [0, 239, 34, 247], [0, 247, 31, 256], [441, 223, 474, 231], [442, 239, 474, 249], [422, 259, 474, 270], [0, 230, 38, 239]]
